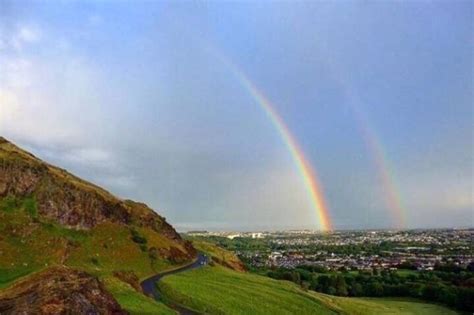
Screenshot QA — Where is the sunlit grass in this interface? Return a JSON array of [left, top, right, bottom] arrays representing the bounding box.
[[159, 265, 460, 315], [103, 276, 176, 315]]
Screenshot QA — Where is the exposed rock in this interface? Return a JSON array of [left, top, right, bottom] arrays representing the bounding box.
[[0, 137, 196, 260], [0, 266, 128, 315], [113, 271, 142, 293]]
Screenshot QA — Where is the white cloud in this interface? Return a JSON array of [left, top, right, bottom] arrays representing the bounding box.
[[0, 24, 42, 51], [17, 26, 41, 43], [0, 22, 136, 198]]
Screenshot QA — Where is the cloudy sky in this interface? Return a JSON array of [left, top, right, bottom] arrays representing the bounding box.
[[0, 1, 472, 231]]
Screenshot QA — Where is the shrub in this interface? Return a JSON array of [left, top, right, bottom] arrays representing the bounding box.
[[130, 229, 147, 244]]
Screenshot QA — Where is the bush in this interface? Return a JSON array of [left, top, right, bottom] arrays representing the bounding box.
[[130, 229, 147, 244]]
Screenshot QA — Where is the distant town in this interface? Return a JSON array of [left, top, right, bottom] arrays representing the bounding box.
[[185, 229, 473, 272]]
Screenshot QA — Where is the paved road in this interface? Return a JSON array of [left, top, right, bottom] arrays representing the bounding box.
[[140, 254, 208, 314]]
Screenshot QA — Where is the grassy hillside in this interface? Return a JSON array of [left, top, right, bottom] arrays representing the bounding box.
[[192, 240, 246, 271], [159, 265, 459, 315], [0, 199, 186, 314], [313, 294, 459, 315], [0, 197, 181, 281], [159, 265, 337, 315], [0, 137, 198, 313]]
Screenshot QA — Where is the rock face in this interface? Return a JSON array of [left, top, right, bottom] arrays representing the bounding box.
[[0, 267, 127, 315], [0, 137, 196, 259]]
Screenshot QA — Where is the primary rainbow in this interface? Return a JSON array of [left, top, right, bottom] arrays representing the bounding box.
[[202, 43, 332, 230], [241, 77, 332, 231], [219, 59, 332, 231]]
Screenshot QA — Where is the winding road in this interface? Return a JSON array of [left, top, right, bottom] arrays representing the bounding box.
[[140, 254, 208, 314]]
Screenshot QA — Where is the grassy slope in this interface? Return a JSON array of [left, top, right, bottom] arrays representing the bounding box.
[[159, 266, 337, 315], [192, 240, 245, 271], [0, 198, 179, 314], [313, 294, 459, 315], [103, 277, 176, 315], [0, 202, 178, 279], [192, 240, 237, 261], [159, 266, 459, 315]]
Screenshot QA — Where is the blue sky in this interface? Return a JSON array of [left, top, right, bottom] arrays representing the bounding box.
[[1, 1, 472, 230]]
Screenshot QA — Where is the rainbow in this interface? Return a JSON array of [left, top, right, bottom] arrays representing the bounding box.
[[351, 108, 406, 229], [237, 72, 332, 231], [213, 55, 332, 231], [323, 58, 407, 228]]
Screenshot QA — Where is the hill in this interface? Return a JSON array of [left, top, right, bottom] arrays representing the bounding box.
[[158, 265, 460, 315], [0, 137, 196, 313]]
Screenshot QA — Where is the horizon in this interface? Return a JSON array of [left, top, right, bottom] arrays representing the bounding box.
[[177, 224, 474, 234], [1, 1, 472, 230]]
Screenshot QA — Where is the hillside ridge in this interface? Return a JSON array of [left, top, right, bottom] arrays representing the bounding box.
[[0, 137, 191, 246]]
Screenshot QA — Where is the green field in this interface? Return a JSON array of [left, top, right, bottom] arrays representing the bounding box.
[[159, 265, 460, 315]]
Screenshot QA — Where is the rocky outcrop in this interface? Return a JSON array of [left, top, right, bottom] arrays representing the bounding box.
[[113, 271, 142, 293], [0, 137, 195, 259], [0, 267, 127, 315]]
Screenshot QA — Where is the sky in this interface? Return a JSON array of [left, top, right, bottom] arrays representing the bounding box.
[[0, 1, 472, 231]]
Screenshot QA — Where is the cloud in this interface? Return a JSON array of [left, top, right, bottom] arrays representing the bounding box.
[[16, 26, 41, 42], [0, 22, 135, 197], [0, 24, 42, 51]]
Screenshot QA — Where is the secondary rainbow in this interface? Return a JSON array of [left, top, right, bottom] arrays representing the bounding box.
[[323, 57, 407, 228], [219, 59, 332, 231], [352, 108, 406, 229]]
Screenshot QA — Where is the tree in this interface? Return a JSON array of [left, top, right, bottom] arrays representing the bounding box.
[[350, 283, 364, 296], [367, 282, 384, 296], [318, 275, 331, 293], [335, 275, 348, 296]]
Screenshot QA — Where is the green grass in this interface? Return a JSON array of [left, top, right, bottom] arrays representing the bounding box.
[[313, 294, 459, 315], [159, 265, 337, 315], [40, 221, 88, 242], [0, 267, 38, 289], [159, 266, 460, 315], [0, 195, 195, 315], [0, 196, 37, 217], [0, 195, 183, 283], [361, 298, 459, 315], [103, 277, 176, 315]]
